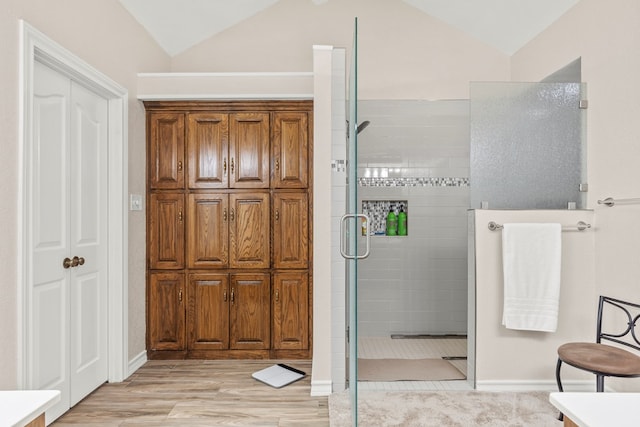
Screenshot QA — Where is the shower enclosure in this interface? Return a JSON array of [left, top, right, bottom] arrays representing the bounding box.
[[356, 99, 470, 339], [343, 19, 586, 425]]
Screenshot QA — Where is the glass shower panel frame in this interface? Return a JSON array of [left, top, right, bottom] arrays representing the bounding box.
[[470, 82, 587, 210], [346, 16, 359, 427]]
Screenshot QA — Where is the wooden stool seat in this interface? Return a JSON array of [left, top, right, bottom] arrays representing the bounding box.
[[558, 342, 640, 377], [555, 296, 640, 421]]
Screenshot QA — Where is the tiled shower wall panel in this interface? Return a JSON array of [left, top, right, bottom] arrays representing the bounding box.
[[356, 99, 469, 337]]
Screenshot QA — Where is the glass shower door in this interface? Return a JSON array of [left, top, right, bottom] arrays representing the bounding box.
[[342, 17, 369, 427]]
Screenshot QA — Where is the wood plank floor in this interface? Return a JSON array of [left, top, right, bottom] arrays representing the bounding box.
[[52, 360, 329, 426]]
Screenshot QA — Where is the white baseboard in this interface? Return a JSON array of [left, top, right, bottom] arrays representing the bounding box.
[[476, 380, 603, 392], [311, 380, 333, 396], [127, 350, 147, 378]]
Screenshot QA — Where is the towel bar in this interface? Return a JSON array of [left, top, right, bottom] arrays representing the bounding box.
[[487, 221, 591, 231], [597, 197, 640, 207]]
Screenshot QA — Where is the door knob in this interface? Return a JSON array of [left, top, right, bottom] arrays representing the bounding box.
[[63, 256, 85, 269]]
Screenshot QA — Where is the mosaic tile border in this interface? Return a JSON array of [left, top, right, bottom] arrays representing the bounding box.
[[358, 177, 470, 187]]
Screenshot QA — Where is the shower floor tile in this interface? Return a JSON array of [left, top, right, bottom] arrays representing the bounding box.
[[357, 336, 472, 391]]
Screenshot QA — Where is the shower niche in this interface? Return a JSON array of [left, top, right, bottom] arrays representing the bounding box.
[[362, 200, 408, 236]]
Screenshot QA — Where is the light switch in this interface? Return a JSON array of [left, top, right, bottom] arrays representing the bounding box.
[[130, 194, 143, 211]]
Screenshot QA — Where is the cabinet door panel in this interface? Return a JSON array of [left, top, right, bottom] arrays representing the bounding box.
[[187, 113, 228, 189], [149, 193, 184, 269], [149, 113, 184, 189], [230, 273, 270, 350], [273, 271, 308, 350], [187, 194, 228, 268], [188, 273, 229, 350], [149, 273, 185, 351], [229, 193, 270, 269], [229, 113, 269, 188], [273, 192, 308, 269], [272, 112, 308, 188]]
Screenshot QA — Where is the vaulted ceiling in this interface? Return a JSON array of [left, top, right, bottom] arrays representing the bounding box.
[[119, 0, 580, 57]]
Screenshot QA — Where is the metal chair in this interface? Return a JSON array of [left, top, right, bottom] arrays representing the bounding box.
[[556, 296, 640, 419]]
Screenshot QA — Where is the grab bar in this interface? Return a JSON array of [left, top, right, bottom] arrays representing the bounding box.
[[487, 221, 591, 231], [597, 197, 640, 207]]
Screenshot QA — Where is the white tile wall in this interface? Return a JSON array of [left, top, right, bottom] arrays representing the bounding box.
[[356, 100, 470, 337]]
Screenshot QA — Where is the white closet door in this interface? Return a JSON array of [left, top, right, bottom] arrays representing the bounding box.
[[30, 60, 109, 421], [32, 60, 72, 420], [68, 80, 108, 405]]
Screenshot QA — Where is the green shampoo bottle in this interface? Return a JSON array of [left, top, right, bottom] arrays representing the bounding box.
[[386, 206, 398, 236], [398, 205, 407, 236]]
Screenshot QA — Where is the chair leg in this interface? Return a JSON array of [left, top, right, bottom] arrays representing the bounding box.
[[596, 375, 604, 392], [555, 358, 565, 392], [555, 358, 564, 421]]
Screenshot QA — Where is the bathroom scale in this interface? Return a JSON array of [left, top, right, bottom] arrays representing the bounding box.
[[252, 364, 306, 388]]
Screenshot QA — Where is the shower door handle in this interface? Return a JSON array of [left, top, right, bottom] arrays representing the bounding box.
[[340, 213, 371, 259]]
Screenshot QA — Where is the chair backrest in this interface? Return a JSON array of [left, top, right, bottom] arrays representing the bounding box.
[[597, 295, 640, 352]]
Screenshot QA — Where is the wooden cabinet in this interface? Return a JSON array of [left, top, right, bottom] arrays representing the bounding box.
[[188, 273, 270, 351], [148, 272, 185, 351], [149, 193, 185, 270], [273, 192, 308, 269], [148, 113, 185, 190], [187, 193, 270, 269], [188, 273, 229, 351], [229, 273, 271, 350], [230, 113, 270, 188], [272, 112, 309, 189], [229, 193, 270, 269], [272, 271, 308, 350], [187, 194, 228, 269], [187, 113, 228, 189], [187, 112, 269, 189], [145, 101, 312, 360]]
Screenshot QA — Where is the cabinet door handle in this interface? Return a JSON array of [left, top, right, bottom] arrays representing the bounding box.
[[63, 257, 73, 269], [179, 289, 183, 303], [177, 160, 183, 172], [223, 208, 227, 222], [230, 208, 235, 222], [178, 209, 183, 223], [275, 289, 279, 303], [230, 288, 235, 304], [230, 158, 234, 174], [275, 209, 279, 221], [223, 290, 227, 302], [223, 158, 227, 174], [275, 158, 280, 171]]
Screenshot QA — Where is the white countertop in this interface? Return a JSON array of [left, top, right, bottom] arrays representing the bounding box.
[[549, 392, 640, 427], [0, 390, 61, 427]]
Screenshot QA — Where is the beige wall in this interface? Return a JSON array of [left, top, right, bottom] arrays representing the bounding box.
[[171, 0, 510, 100], [0, 1, 169, 388], [473, 209, 597, 388], [511, 0, 640, 391]]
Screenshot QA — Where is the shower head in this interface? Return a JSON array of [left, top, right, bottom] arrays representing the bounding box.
[[357, 120, 370, 134]]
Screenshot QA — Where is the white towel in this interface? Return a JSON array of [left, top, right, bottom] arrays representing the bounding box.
[[502, 223, 562, 332]]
